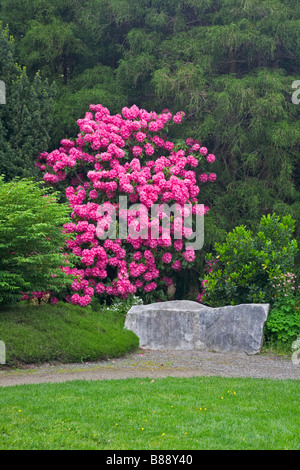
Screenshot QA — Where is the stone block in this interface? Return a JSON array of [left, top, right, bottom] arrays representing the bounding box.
[[124, 300, 270, 355]]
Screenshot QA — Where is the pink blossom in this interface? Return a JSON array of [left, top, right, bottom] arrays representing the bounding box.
[[208, 173, 217, 182], [84, 287, 94, 296], [144, 143, 155, 156], [132, 146, 143, 157], [152, 136, 164, 147], [162, 252, 172, 263], [144, 282, 157, 292], [172, 260, 182, 271], [164, 141, 174, 151], [186, 138, 194, 146], [206, 154, 216, 163], [173, 112, 185, 124], [183, 249, 195, 262], [174, 240, 183, 251], [199, 173, 208, 183], [136, 131, 147, 142], [148, 121, 158, 132], [192, 143, 200, 151], [95, 283, 105, 294], [162, 276, 173, 286], [186, 155, 198, 167], [89, 189, 98, 199]]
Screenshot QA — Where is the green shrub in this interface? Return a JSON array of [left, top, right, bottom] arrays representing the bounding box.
[[265, 273, 300, 345], [0, 177, 74, 305], [200, 213, 298, 307], [265, 296, 300, 345]]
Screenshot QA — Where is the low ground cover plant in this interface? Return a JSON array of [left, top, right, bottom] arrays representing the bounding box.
[[0, 301, 139, 366], [265, 278, 300, 345]]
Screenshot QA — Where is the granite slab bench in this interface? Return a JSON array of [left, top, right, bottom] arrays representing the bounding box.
[[125, 300, 270, 355]]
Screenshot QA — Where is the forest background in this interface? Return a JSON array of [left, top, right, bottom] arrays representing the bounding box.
[[0, 0, 299, 297]]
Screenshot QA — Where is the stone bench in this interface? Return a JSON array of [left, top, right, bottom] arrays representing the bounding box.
[[125, 300, 270, 355]]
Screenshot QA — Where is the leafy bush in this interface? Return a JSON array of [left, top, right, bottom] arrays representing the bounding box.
[[0, 177, 73, 305], [265, 273, 300, 345], [265, 296, 300, 345], [199, 213, 298, 307]]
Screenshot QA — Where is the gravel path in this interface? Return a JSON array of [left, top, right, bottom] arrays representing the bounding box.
[[0, 349, 299, 387]]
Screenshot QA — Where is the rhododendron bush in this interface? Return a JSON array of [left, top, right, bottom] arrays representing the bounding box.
[[37, 104, 217, 307]]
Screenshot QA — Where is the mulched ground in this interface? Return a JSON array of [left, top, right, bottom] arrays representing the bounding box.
[[0, 349, 299, 387]]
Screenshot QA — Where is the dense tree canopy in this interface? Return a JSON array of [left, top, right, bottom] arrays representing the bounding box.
[[0, 0, 299, 288], [0, 23, 55, 180]]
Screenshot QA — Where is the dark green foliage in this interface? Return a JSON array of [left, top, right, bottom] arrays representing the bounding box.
[[265, 294, 300, 344], [0, 23, 56, 180], [51, 65, 127, 148], [201, 214, 298, 307]]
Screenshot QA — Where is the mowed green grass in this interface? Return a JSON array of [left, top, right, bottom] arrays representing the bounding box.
[[0, 301, 139, 365], [0, 376, 299, 450]]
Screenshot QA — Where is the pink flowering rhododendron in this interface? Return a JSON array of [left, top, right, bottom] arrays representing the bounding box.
[[36, 104, 217, 306]]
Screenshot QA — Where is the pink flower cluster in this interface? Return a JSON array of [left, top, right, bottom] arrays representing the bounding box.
[[37, 104, 216, 306], [196, 259, 217, 303], [272, 272, 300, 296], [21, 291, 59, 305]]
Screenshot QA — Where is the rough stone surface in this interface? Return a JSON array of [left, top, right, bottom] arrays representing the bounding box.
[[125, 300, 270, 355]]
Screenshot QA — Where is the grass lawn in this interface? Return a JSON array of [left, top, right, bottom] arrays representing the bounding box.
[[0, 301, 139, 366], [0, 375, 299, 450]]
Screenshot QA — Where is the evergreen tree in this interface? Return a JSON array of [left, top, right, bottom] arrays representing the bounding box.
[[0, 176, 73, 305], [0, 23, 56, 180]]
